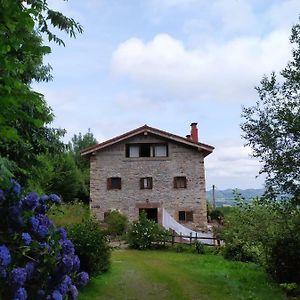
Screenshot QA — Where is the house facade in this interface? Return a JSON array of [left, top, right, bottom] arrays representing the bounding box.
[[81, 123, 214, 231]]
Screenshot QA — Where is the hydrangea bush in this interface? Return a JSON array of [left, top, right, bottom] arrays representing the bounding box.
[[0, 180, 89, 300]]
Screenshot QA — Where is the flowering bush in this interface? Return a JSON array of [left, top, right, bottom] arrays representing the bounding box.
[[0, 180, 89, 299], [127, 211, 169, 250]]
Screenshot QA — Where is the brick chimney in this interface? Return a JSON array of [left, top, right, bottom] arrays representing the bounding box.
[[190, 122, 198, 143]]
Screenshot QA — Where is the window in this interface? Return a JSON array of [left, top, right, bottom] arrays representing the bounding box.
[[178, 211, 193, 222], [126, 143, 168, 158], [107, 177, 121, 190], [174, 176, 187, 188], [140, 177, 153, 189]]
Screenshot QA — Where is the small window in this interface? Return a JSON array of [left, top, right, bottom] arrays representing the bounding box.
[[174, 176, 187, 188], [178, 211, 193, 222], [140, 144, 151, 157], [107, 177, 121, 190], [154, 144, 167, 157], [140, 177, 153, 189]]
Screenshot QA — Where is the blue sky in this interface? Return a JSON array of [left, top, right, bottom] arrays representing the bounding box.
[[34, 0, 300, 190]]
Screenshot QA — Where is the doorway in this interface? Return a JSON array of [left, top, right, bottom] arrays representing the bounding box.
[[139, 208, 158, 223]]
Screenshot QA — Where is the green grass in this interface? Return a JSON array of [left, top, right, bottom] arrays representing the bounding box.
[[48, 201, 89, 226], [78, 250, 286, 300]]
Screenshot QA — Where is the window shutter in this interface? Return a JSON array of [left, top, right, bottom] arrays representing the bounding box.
[[186, 211, 193, 222], [149, 177, 153, 189], [107, 178, 111, 190], [140, 178, 144, 189], [184, 177, 187, 188], [174, 177, 177, 188]]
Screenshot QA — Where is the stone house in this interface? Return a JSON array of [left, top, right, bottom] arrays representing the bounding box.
[[81, 123, 214, 231]]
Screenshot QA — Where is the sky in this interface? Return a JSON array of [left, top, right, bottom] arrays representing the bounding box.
[[33, 0, 300, 190]]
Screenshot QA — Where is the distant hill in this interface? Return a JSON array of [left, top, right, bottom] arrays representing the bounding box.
[[206, 188, 265, 207]]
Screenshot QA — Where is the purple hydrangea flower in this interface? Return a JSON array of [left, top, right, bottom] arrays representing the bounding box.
[[29, 216, 39, 231], [36, 225, 49, 239], [56, 228, 67, 240], [10, 267, 27, 287], [72, 255, 80, 272], [21, 192, 38, 210], [57, 275, 72, 295], [0, 245, 11, 267], [69, 285, 78, 300], [25, 262, 35, 280], [61, 255, 73, 273], [39, 195, 49, 203], [49, 194, 61, 204], [10, 179, 21, 195], [13, 287, 27, 300], [76, 271, 89, 288], [51, 290, 63, 300], [0, 189, 5, 204], [60, 240, 75, 255], [21, 233, 32, 246]]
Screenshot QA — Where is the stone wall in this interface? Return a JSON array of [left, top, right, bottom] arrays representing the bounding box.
[[89, 133, 208, 231]]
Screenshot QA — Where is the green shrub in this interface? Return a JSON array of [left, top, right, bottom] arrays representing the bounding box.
[[268, 235, 300, 284], [127, 211, 169, 250], [67, 218, 111, 276], [104, 210, 128, 236], [223, 242, 257, 262], [194, 241, 205, 254], [210, 209, 224, 220]]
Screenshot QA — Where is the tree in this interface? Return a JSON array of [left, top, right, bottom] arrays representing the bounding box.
[[241, 21, 300, 203], [0, 0, 82, 186], [68, 130, 98, 202]]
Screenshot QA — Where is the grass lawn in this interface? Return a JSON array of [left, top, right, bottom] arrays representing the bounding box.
[[78, 249, 286, 300]]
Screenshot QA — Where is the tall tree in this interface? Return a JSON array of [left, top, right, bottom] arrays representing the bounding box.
[[0, 0, 82, 185], [241, 20, 300, 203]]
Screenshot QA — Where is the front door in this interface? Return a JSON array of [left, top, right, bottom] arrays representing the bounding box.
[[139, 208, 158, 223]]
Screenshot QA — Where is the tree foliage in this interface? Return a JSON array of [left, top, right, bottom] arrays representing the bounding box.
[[241, 21, 300, 203], [0, 0, 82, 185]]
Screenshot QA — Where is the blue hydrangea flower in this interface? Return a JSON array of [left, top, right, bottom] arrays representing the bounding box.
[[21, 192, 39, 210], [35, 204, 48, 214], [8, 205, 24, 227], [72, 255, 80, 272], [61, 255, 73, 273], [29, 216, 39, 231], [51, 290, 63, 300], [0, 268, 7, 279], [10, 179, 21, 195], [25, 262, 35, 280], [0, 245, 11, 267], [36, 289, 46, 298], [13, 287, 27, 300], [49, 194, 61, 204], [56, 228, 67, 240], [21, 233, 32, 246], [69, 285, 78, 300], [36, 225, 49, 239], [10, 267, 27, 287], [36, 214, 53, 227], [39, 242, 51, 253], [39, 195, 49, 203], [0, 189, 5, 204], [57, 275, 72, 295], [76, 271, 89, 288], [60, 240, 75, 255]]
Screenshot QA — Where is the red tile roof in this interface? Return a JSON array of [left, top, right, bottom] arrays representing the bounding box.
[[81, 124, 214, 157]]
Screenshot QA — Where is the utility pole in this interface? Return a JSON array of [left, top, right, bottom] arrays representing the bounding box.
[[212, 184, 216, 209]]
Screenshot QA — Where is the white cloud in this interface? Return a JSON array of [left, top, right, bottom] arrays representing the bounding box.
[[112, 31, 291, 102], [205, 139, 264, 189]]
